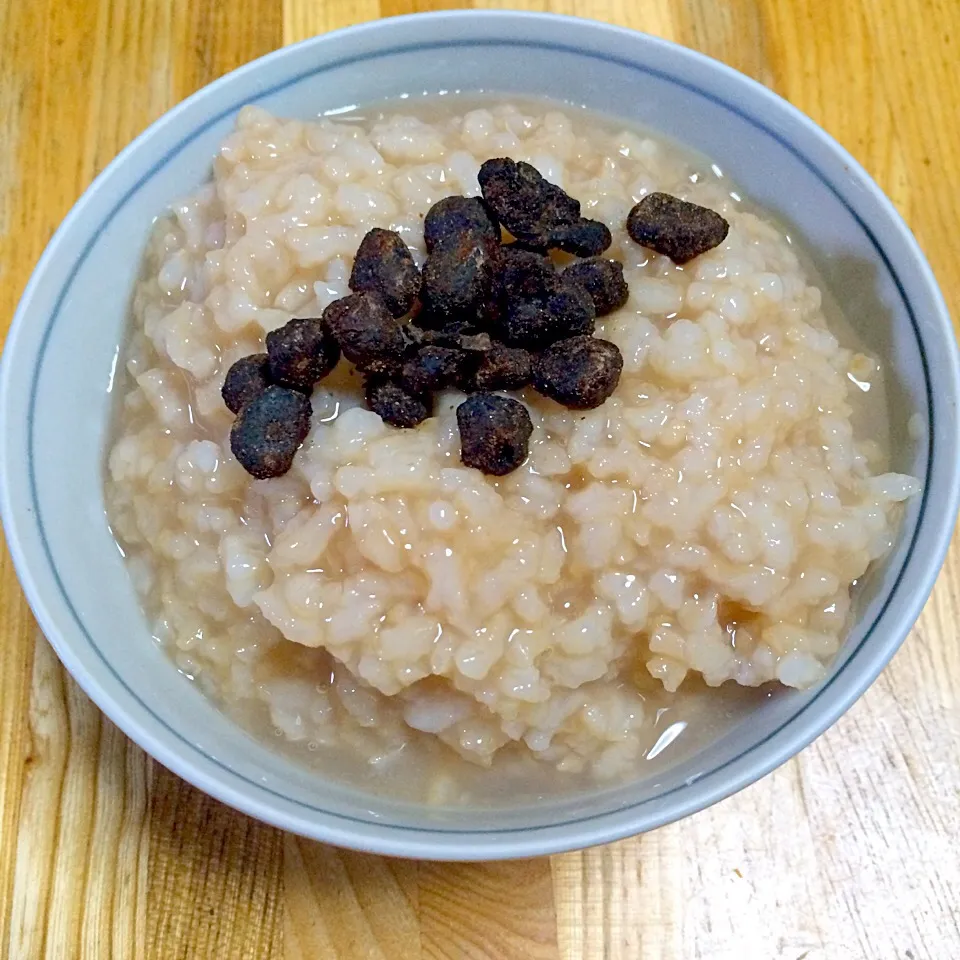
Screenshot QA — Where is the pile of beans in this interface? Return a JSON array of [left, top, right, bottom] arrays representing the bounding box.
[[222, 159, 728, 478]]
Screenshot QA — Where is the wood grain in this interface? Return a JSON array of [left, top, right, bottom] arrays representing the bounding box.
[[0, 1, 285, 957], [1, 1, 959, 958]]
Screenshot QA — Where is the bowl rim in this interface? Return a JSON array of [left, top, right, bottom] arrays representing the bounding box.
[[2, 9, 958, 860]]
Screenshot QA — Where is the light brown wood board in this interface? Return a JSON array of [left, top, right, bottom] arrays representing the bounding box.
[[0, 1, 958, 957]]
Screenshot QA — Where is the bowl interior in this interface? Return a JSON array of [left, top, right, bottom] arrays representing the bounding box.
[[1, 13, 947, 856]]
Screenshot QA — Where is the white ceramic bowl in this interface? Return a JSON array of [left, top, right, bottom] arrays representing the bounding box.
[[2, 11, 958, 859]]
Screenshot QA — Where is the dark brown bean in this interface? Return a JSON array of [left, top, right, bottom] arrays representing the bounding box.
[[349, 228, 422, 318], [230, 385, 312, 479], [322, 292, 406, 370], [456, 393, 533, 476], [562, 258, 629, 315], [464, 342, 534, 392], [265, 318, 341, 392], [499, 278, 595, 349], [412, 307, 466, 332], [361, 356, 405, 381], [221, 353, 271, 414], [365, 378, 432, 428], [420, 233, 501, 326], [478, 158, 580, 249], [499, 245, 555, 300], [533, 335, 623, 409], [423, 195, 501, 253], [507, 239, 551, 256], [550, 218, 612, 257], [626, 192, 729, 265], [401, 346, 468, 394], [499, 300, 552, 350]]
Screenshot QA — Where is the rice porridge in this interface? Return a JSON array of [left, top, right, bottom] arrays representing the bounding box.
[[104, 98, 919, 803]]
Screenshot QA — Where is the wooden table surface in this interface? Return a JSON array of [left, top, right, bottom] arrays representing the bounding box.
[[1, 1, 959, 957]]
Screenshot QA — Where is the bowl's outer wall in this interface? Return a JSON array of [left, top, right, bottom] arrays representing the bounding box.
[[1, 11, 957, 859]]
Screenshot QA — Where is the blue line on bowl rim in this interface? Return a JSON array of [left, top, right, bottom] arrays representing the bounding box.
[[26, 37, 934, 834]]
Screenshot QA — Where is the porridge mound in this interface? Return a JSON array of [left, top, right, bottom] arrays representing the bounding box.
[[106, 100, 919, 796]]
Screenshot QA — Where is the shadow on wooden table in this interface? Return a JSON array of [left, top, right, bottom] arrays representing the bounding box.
[[149, 759, 562, 959], [285, 837, 558, 959]]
